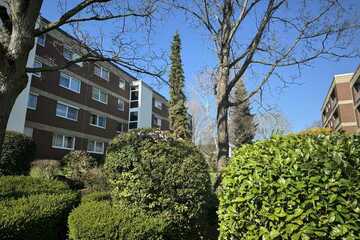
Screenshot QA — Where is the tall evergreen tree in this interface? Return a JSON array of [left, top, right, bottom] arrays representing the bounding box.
[[169, 33, 191, 139], [229, 79, 256, 147]]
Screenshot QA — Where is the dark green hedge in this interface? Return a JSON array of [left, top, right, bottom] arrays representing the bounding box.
[[104, 129, 212, 239], [0, 176, 69, 200], [0, 176, 80, 240], [81, 191, 112, 203], [219, 133, 360, 239], [0, 131, 36, 175], [68, 201, 168, 240]]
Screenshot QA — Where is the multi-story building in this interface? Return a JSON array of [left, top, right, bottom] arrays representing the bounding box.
[[6, 17, 170, 160], [321, 65, 360, 133]]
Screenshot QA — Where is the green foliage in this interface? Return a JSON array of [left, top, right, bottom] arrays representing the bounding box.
[[219, 133, 360, 239], [0, 131, 36, 175], [68, 201, 169, 240], [30, 159, 62, 179], [298, 127, 333, 136], [81, 191, 112, 203], [62, 150, 97, 182], [0, 176, 79, 240], [0, 176, 70, 199], [104, 129, 212, 239], [168, 33, 191, 139]]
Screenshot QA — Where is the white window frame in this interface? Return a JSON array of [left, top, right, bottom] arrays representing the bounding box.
[[94, 65, 110, 80], [56, 101, 79, 121], [52, 134, 75, 150], [27, 92, 38, 110], [119, 79, 126, 89], [117, 98, 125, 111], [33, 60, 42, 77], [156, 118, 162, 127], [92, 87, 108, 104], [87, 140, 105, 154], [63, 46, 83, 67], [37, 34, 46, 47], [59, 73, 81, 93], [154, 99, 162, 109], [90, 114, 107, 129]]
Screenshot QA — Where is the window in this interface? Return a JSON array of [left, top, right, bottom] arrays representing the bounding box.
[[87, 140, 105, 154], [117, 99, 125, 111], [153, 115, 161, 127], [63, 46, 83, 66], [59, 73, 81, 93], [27, 93, 38, 110], [154, 99, 162, 109], [92, 87, 108, 104], [94, 65, 109, 80], [56, 102, 79, 121], [63, 46, 74, 61], [90, 114, 106, 128], [52, 134, 75, 150], [116, 122, 125, 133], [37, 34, 46, 47], [119, 79, 126, 89], [130, 85, 139, 108], [33, 60, 42, 77], [129, 111, 138, 129]]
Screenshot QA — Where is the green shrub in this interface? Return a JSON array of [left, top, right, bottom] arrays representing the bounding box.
[[0, 176, 80, 240], [62, 151, 97, 183], [0, 176, 70, 200], [0, 131, 36, 175], [30, 159, 62, 179], [81, 191, 112, 203], [104, 129, 212, 239], [82, 167, 109, 191], [219, 133, 360, 239], [68, 201, 169, 240]]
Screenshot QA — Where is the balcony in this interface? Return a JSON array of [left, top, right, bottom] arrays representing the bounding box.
[[353, 81, 360, 104]]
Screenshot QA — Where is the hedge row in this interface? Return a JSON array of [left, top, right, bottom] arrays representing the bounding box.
[[68, 201, 169, 240], [0, 176, 80, 240], [219, 133, 360, 239]]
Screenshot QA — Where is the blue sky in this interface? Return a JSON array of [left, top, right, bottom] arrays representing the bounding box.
[[41, 1, 360, 132]]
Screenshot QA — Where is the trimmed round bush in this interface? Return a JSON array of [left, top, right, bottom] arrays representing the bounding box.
[[104, 129, 212, 238], [219, 133, 360, 239], [81, 191, 112, 203], [0, 131, 36, 175], [68, 201, 169, 240], [0, 176, 80, 240]]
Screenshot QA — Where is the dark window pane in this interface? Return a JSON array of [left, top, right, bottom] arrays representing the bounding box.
[[130, 101, 139, 108], [129, 122, 138, 129], [130, 112, 138, 121]]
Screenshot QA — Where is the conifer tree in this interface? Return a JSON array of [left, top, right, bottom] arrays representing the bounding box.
[[169, 33, 191, 139], [229, 79, 256, 147]]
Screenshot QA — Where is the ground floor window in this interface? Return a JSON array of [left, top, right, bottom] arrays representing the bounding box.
[[87, 140, 105, 154], [52, 134, 75, 150]]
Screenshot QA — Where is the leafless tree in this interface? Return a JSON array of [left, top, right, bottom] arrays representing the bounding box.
[[168, 0, 360, 188], [0, 0, 164, 156], [255, 110, 291, 139]]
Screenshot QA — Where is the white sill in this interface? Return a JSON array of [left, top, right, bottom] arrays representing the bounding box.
[[52, 145, 74, 150], [56, 114, 78, 122], [87, 150, 104, 155], [27, 106, 37, 111], [33, 73, 41, 78], [59, 85, 81, 94], [90, 123, 106, 129]]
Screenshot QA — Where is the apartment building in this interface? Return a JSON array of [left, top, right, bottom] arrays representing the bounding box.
[[321, 65, 360, 133], [6, 17, 170, 160]]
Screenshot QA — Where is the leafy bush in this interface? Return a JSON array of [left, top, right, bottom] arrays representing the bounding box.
[[0, 176, 79, 240], [219, 133, 360, 239], [82, 167, 109, 191], [81, 191, 112, 203], [297, 127, 333, 136], [0, 131, 36, 175], [30, 159, 62, 179], [68, 201, 169, 240], [104, 129, 212, 239], [0, 176, 70, 199], [62, 151, 97, 182]]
